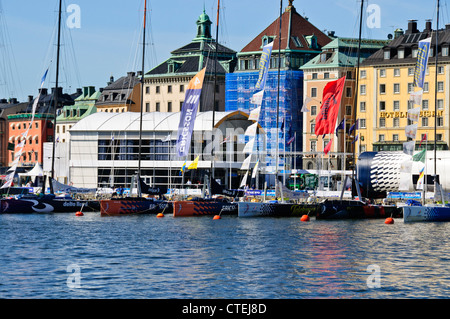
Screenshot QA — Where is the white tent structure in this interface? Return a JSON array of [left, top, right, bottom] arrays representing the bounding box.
[[18, 162, 44, 183]]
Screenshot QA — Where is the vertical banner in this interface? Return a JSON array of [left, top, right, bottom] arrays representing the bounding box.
[[254, 42, 274, 90], [413, 37, 431, 89], [314, 76, 346, 136], [176, 68, 206, 157]]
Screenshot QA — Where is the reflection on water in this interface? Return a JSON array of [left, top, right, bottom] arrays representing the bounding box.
[[1, 213, 450, 298]]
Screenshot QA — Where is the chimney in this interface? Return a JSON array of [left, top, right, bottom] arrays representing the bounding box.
[[83, 86, 89, 97], [88, 86, 95, 96], [406, 20, 418, 34], [28, 95, 34, 103], [446, 24, 450, 30], [127, 71, 136, 78], [394, 28, 404, 39], [0, 98, 7, 104], [39, 88, 48, 95], [425, 19, 432, 31], [76, 88, 82, 95], [107, 75, 114, 86], [9, 98, 18, 104]]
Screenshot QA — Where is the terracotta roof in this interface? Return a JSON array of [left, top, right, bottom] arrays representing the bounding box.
[[240, 6, 331, 53]]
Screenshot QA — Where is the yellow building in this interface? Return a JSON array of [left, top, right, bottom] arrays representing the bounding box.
[[359, 20, 448, 152]]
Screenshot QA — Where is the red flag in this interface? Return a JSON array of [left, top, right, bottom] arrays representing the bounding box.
[[324, 138, 333, 155], [314, 76, 346, 136], [419, 133, 427, 147]]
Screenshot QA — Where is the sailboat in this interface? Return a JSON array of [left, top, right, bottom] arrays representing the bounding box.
[[1, 0, 99, 213], [237, 0, 319, 218], [99, 0, 168, 216], [402, 0, 450, 222], [172, 0, 241, 217]]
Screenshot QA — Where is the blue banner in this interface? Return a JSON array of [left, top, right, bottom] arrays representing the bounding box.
[[255, 42, 273, 90], [414, 37, 431, 89], [176, 68, 206, 157]]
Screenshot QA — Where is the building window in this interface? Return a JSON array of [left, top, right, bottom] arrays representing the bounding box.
[[324, 72, 329, 79], [394, 68, 400, 76], [408, 68, 414, 76], [398, 49, 404, 59], [412, 48, 418, 58], [310, 123, 315, 133], [145, 86, 150, 94], [443, 46, 449, 56], [145, 103, 150, 112], [346, 87, 352, 98], [393, 134, 399, 141], [393, 101, 400, 111], [379, 118, 386, 127], [360, 119, 366, 128], [346, 105, 352, 116], [168, 101, 172, 112], [438, 99, 444, 109], [423, 82, 429, 92], [393, 118, 399, 127], [379, 101, 386, 111], [312, 73, 318, 79], [311, 88, 317, 97], [380, 69, 386, 77], [438, 66, 444, 74], [168, 85, 172, 93], [380, 84, 386, 94], [310, 141, 316, 151], [384, 50, 390, 59], [310, 105, 317, 116], [438, 117, 444, 127], [360, 101, 366, 112], [407, 83, 414, 93], [360, 70, 366, 78], [437, 134, 443, 141], [422, 100, 428, 110], [360, 84, 366, 95], [156, 102, 160, 112], [379, 134, 385, 142], [180, 84, 184, 93], [422, 117, 428, 127], [394, 83, 400, 94], [156, 86, 160, 94], [438, 81, 444, 92]]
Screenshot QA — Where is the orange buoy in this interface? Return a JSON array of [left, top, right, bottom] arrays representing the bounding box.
[[385, 217, 394, 224], [156, 213, 164, 218], [300, 214, 310, 222], [213, 215, 221, 220], [75, 211, 83, 216]]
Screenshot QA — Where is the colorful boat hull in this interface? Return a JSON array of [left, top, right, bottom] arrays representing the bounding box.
[[238, 201, 319, 217], [403, 205, 450, 222], [172, 199, 237, 217], [0, 196, 99, 213], [316, 199, 402, 219], [100, 197, 169, 216]]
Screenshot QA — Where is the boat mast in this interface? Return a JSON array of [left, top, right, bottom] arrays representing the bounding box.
[[210, 0, 220, 193], [351, 0, 364, 200], [137, 0, 147, 197], [275, 0, 282, 186], [434, 0, 440, 197], [50, 0, 62, 194]]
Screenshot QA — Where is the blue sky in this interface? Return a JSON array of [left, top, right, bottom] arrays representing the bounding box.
[[0, 0, 447, 102]]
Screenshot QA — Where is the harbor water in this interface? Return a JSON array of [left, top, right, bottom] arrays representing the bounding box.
[[1, 212, 450, 299]]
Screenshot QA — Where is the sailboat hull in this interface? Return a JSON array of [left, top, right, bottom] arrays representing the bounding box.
[[100, 197, 169, 216], [403, 205, 450, 222], [238, 201, 319, 217], [0, 196, 99, 213], [316, 199, 402, 220], [172, 199, 237, 217]]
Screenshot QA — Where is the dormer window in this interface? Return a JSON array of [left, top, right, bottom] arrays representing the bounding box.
[[398, 48, 404, 59], [291, 36, 303, 48], [305, 35, 318, 49], [383, 49, 390, 60], [443, 45, 449, 56], [412, 47, 418, 58], [262, 35, 274, 47]]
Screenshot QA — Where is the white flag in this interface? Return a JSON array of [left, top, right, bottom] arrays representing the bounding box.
[[239, 171, 249, 188], [243, 137, 255, 154], [407, 107, 420, 122], [241, 154, 252, 170], [251, 160, 259, 178], [409, 89, 423, 106], [248, 106, 261, 121], [250, 90, 264, 106], [405, 123, 418, 139], [403, 140, 415, 156], [244, 122, 258, 136], [400, 159, 413, 173], [399, 172, 412, 191]]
